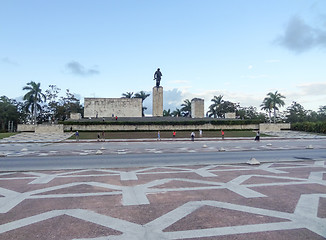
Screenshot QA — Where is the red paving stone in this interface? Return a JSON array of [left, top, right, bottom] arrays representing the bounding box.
[[0, 160, 325, 239]]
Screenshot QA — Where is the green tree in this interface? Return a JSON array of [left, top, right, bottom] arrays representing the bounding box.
[[237, 106, 263, 120], [121, 92, 134, 98], [317, 105, 326, 120], [22, 81, 46, 124], [261, 91, 285, 123], [180, 99, 191, 117], [44, 85, 61, 122], [163, 109, 172, 116], [0, 96, 20, 131], [286, 101, 307, 123], [172, 108, 182, 117], [57, 89, 83, 120], [207, 95, 223, 118], [134, 91, 150, 117], [260, 97, 273, 123]]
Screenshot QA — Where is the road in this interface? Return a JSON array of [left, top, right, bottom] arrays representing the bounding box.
[[1, 148, 325, 171]]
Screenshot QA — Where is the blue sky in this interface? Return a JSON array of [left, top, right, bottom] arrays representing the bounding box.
[[1, 0, 326, 115]]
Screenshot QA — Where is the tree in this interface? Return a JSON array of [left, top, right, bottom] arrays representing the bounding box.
[[286, 102, 307, 123], [22, 81, 46, 124], [56, 89, 83, 121], [260, 97, 273, 123], [261, 91, 285, 123], [237, 106, 263, 120], [121, 92, 134, 98], [0, 96, 20, 131], [172, 108, 182, 117], [207, 95, 223, 118], [134, 91, 150, 117], [44, 85, 61, 122], [163, 109, 172, 116], [180, 99, 191, 117], [317, 105, 326, 120]]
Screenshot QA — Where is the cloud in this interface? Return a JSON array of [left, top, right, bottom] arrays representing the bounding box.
[[297, 82, 326, 95], [65, 61, 99, 76], [275, 15, 326, 53], [248, 65, 253, 70], [1, 57, 18, 66]]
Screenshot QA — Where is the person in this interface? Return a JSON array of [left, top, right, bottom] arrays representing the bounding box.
[[199, 129, 203, 137], [75, 131, 79, 141], [191, 131, 195, 142], [115, 116, 118, 121], [157, 131, 161, 141], [173, 131, 176, 138], [153, 68, 162, 87], [221, 129, 225, 140], [255, 131, 260, 141], [97, 133, 100, 141]]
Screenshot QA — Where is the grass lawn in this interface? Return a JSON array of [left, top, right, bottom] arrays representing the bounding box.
[[0, 133, 17, 139], [69, 130, 267, 140]]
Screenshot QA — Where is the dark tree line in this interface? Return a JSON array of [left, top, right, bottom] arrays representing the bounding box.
[[0, 82, 83, 132]]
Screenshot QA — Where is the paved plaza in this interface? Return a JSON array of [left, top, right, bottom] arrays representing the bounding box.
[[0, 131, 325, 239], [0, 159, 326, 239]]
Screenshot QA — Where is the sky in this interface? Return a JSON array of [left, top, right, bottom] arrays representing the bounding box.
[[1, 0, 326, 115]]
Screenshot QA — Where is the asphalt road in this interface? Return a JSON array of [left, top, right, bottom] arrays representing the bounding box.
[[1, 148, 325, 171]]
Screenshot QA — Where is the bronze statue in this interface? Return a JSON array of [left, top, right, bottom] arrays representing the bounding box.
[[153, 68, 162, 87]]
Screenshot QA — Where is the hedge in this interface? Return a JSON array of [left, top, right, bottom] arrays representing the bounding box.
[[291, 121, 326, 134], [60, 119, 261, 126]]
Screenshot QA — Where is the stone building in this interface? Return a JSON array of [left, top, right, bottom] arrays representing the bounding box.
[[84, 98, 142, 118]]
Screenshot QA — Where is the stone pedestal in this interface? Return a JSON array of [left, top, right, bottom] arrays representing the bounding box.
[[152, 86, 163, 117], [191, 98, 204, 118]]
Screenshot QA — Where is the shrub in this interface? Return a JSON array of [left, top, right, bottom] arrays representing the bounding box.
[[291, 121, 326, 134]]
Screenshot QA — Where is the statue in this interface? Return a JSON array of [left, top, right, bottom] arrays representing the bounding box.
[[153, 68, 162, 87]]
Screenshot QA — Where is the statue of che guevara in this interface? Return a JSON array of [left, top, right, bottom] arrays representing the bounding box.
[[153, 68, 162, 88]]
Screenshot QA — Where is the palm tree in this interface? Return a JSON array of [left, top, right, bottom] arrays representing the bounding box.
[[121, 92, 134, 98], [180, 99, 191, 117], [134, 91, 150, 117], [172, 108, 182, 117], [23, 81, 46, 124], [262, 91, 286, 123], [260, 97, 273, 123], [207, 95, 224, 118], [163, 109, 172, 116]]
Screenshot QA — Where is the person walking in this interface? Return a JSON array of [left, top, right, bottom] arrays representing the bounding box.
[[255, 131, 260, 141], [173, 131, 176, 138], [75, 131, 79, 141], [199, 129, 203, 138], [191, 131, 195, 142], [221, 129, 225, 140], [157, 131, 161, 141]]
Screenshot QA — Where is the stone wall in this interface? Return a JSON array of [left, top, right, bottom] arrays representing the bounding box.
[[35, 124, 64, 133], [191, 98, 204, 118], [84, 98, 142, 118], [64, 123, 259, 132], [17, 124, 64, 133], [259, 123, 291, 133], [225, 112, 236, 119], [17, 124, 35, 132], [70, 113, 82, 120]]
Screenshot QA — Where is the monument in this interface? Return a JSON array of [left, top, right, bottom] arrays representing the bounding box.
[[191, 98, 205, 118], [152, 68, 163, 117], [84, 98, 142, 118]]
